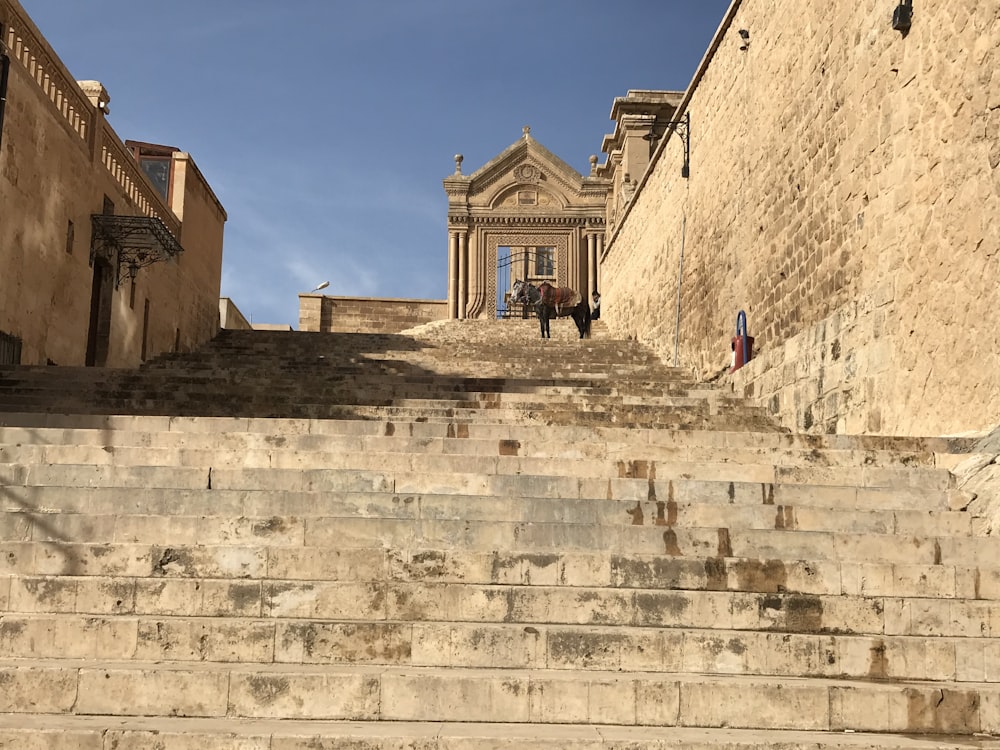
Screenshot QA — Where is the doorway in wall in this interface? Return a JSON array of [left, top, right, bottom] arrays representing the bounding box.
[[495, 246, 556, 319], [85, 257, 113, 366]]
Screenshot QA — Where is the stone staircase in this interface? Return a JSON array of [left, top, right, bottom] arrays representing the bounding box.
[[0, 319, 997, 749]]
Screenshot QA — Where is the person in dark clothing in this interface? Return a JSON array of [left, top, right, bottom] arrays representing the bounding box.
[[591, 291, 601, 320]]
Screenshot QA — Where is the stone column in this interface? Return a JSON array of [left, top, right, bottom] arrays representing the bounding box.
[[457, 230, 468, 319], [587, 232, 597, 298], [448, 231, 459, 319], [596, 233, 604, 293]]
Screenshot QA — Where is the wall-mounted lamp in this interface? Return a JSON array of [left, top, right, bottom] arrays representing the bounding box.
[[663, 111, 691, 179], [309, 281, 330, 293], [738, 29, 750, 51], [892, 1, 912, 33]]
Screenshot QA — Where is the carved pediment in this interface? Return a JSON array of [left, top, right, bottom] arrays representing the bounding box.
[[442, 128, 611, 221], [464, 132, 589, 205], [491, 184, 564, 211]]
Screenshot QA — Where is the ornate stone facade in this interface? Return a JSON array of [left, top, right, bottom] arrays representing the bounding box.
[[443, 127, 611, 319]]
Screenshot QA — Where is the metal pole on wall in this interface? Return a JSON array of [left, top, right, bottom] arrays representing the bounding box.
[[0, 34, 10, 151], [672, 213, 686, 366]]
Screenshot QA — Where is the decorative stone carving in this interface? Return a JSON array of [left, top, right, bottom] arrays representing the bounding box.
[[514, 164, 541, 183]]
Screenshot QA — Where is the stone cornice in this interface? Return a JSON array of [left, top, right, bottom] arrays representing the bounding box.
[[449, 214, 605, 228]]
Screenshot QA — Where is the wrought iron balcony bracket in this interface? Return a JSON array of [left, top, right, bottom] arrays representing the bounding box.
[[90, 214, 184, 286]]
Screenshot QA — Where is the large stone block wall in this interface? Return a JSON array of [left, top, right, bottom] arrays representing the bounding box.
[[602, 0, 999, 437], [299, 295, 448, 334]]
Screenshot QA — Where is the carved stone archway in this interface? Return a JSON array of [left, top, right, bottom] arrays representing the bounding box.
[[443, 127, 611, 319]]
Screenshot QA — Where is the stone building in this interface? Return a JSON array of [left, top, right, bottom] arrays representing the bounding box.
[[443, 127, 611, 320], [0, 0, 226, 367], [601, 0, 999, 438], [596, 89, 684, 236]]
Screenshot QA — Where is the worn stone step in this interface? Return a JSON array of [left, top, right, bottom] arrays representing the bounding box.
[[0, 428, 948, 471], [0, 458, 955, 497], [0, 613, 997, 683], [0, 357, 692, 381], [0, 443, 959, 491], [5, 573, 998, 638], [1, 715, 997, 750], [0, 490, 977, 540], [0, 412, 974, 457], [0, 504, 987, 567], [0, 659, 996, 732], [0, 394, 776, 428], [5, 542, 998, 603], [7, 542, 999, 600]]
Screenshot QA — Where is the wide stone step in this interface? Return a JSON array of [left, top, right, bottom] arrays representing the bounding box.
[[0, 360, 695, 385], [0, 491, 976, 539], [5, 573, 998, 638], [0, 441, 958, 487], [0, 455, 956, 495], [1, 715, 997, 750], [4, 542, 999, 601], [0, 428, 951, 470], [1, 507, 986, 569], [0, 412, 974, 455], [0, 660, 996, 732], [0, 394, 778, 428], [0, 482, 972, 534], [1, 613, 997, 683]]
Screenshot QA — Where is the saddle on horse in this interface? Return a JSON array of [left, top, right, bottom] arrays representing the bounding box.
[[538, 282, 581, 314]]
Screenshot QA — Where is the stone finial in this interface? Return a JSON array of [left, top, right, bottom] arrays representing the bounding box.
[[78, 80, 111, 114], [589, 155, 598, 176], [522, 125, 531, 138], [454, 154, 463, 174]]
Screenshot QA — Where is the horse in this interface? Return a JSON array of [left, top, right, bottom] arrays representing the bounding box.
[[511, 279, 591, 339]]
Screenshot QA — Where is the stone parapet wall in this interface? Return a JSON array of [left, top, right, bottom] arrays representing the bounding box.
[[299, 295, 448, 334], [218, 298, 251, 330], [602, 0, 1000, 437]]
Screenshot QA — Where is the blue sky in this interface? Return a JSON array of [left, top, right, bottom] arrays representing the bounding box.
[[23, 0, 730, 327]]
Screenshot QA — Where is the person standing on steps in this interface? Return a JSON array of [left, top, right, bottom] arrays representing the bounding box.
[[591, 291, 601, 320]]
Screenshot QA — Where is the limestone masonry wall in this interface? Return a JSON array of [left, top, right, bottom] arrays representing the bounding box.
[[299, 295, 448, 334], [602, 0, 999, 437]]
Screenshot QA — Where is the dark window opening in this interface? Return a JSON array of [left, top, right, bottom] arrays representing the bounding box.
[[66, 219, 74, 254]]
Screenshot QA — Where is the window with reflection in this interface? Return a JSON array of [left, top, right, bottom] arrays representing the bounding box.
[[125, 140, 179, 202], [534, 247, 554, 276], [139, 158, 171, 200]]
